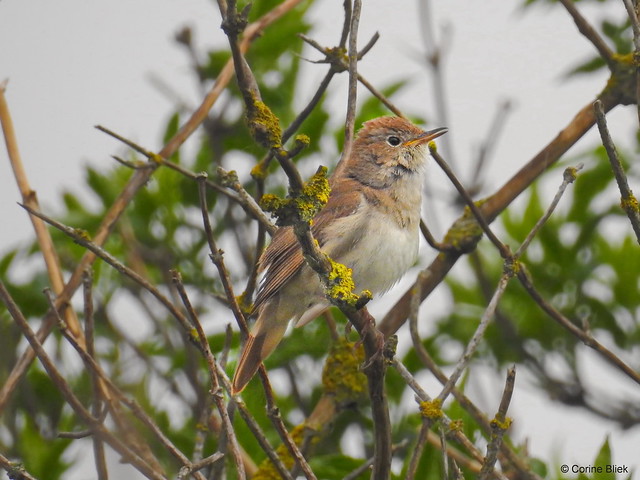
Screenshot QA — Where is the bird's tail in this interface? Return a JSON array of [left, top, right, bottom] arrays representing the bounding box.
[[231, 316, 288, 394]]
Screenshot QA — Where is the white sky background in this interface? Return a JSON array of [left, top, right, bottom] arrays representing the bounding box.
[[1, 0, 639, 478]]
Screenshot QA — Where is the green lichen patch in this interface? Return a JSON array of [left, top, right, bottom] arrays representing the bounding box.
[[73, 228, 92, 241], [322, 338, 368, 404], [253, 424, 307, 480], [235, 292, 253, 316], [216, 167, 239, 188], [442, 204, 485, 253]]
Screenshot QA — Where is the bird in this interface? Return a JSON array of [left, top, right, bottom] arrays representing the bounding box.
[[232, 116, 447, 393]]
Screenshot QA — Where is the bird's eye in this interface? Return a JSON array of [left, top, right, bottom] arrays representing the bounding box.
[[386, 135, 401, 147]]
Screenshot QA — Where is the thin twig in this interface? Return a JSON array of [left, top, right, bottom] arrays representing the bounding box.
[[340, 0, 363, 165], [557, 0, 616, 68], [405, 420, 430, 480], [419, 219, 452, 251], [172, 271, 245, 480], [428, 145, 510, 258], [478, 367, 516, 480], [82, 269, 109, 480], [298, 31, 403, 121], [515, 164, 584, 258], [356, 73, 404, 118], [439, 424, 449, 480], [0, 281, 168, 480], [196, 174, 251, 335], [621, 0, 640, 51], [178, 452, 225, 480], [282, 67, 336, 142], [436, 273, 512, 403], [623, 0, 640, 128], [263, 380, 317, 480], [216, 166, 277, 235], [217, 370, 296, 480], [593, 99, 640, 244], [516, 266, 640, 386], [0, 452, 39, 480]]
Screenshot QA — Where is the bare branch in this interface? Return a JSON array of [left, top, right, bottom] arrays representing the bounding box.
[[196, 174, 251, 335], [340, 0, 362, 164], [516, 266, 640, 386], [380, 89, 622, 337], [478, 367, 516, 480], [82, 269, 109, 480], [514, 164, 584, 258], [593, 99, 640, 244], [0, 83, 83, 342], [558, 0, 615, 68], [437, 273, 512, 403], [0, 281, 168, 480], [172, 271, 245, 480], [0, 452, 38, 480], [621, 0, 640, 51], [0, 0, 304, 415]]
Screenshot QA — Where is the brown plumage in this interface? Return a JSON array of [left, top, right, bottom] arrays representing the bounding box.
[[232, 116, 447, 393]]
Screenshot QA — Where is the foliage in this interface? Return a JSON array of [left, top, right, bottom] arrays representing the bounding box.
[[1, 1, 639, 479]]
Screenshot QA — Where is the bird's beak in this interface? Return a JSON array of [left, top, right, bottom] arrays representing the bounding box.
[[404, 127, 448, 147]]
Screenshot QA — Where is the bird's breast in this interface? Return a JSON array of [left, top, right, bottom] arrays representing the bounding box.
[[323, 198, 420, 295]]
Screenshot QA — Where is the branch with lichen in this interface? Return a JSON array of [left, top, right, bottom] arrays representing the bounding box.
[[0, 0, 302, 418], [219, 2, 394, 477], [18, 203, 304, 480], [216, 5, 395, 480], [380, 7, 638, 335], [379, 62, 635, 336], [396, 152, 592, 480], [478, 367, 516, 480]]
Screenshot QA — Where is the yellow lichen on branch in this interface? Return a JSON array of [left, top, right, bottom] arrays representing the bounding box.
[[259, 166, 330, 225], [490, 415, 512, 431], [621, 193, 639, 214], [326, 258, 370, 308], [419, 399, 443, 420], [246, 94, 283, 150]]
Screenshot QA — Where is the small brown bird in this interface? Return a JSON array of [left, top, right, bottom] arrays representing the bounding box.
[[232, 116, 447, 393]]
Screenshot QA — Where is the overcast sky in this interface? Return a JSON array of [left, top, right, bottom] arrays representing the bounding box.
[[1, 0, 638, 478]]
